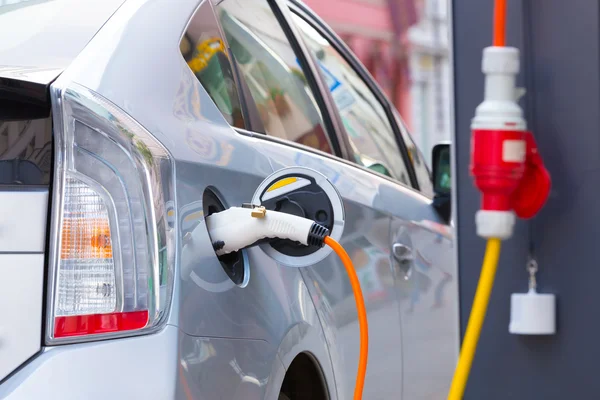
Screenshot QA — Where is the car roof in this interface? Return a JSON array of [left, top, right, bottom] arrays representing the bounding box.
[[0, 0, 125, 75], [0, 0, 317, 89]]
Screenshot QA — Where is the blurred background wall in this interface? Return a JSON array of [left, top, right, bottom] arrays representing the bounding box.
[[303, 0, 451, 165]]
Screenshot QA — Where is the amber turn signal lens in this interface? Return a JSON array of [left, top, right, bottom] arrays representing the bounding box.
[[61, 217, 113, 259]]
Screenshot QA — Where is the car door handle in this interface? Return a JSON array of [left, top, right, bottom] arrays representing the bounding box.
[[392, 243, 414, 279]]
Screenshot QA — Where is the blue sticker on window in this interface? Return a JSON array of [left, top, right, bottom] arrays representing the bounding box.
[[296, 57, 340, 92]]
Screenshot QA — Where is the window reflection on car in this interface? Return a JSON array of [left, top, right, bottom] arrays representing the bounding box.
[[217, 0, 334, 154], [293, 13, 411, 186]]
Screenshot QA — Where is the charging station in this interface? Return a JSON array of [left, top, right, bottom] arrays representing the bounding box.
[[453, 0, 598, 398]]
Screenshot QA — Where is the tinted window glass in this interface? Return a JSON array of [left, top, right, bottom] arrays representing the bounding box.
[[216, 0, 333, 154], [180, 1, 245, 128], [292, 14, 411, 185], [0, 118, 52, 186]]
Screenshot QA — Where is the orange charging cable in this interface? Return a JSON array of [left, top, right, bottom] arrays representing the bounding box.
[[493, 0, 507, 46], [324, 236, 369, 400]]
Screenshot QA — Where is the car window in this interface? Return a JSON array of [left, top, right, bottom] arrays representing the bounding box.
[[214, 0, 333, 155], [292, 14, 411, 186], [180, 1, 245, 129], [393, 110, 434, 197]]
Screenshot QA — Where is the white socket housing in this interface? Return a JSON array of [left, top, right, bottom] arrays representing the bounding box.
[[509, 290, 556, 335], [471, 46, 527, 132], [475, 210, 516, 240]]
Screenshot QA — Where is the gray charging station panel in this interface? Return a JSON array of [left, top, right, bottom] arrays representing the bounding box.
[[453, 0, 600, 398]]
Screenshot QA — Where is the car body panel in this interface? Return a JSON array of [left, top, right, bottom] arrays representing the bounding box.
[[0, 0, 458, 398], [391, 217, 458, 399], [178, 334, 275, 399], [50, 0, 338, 397], [0, 0, 126, 118], [0, 190, 48, 252], [0, 0, 125, 72], [0, 326, 179, 399], [0, 190, 48, 382]]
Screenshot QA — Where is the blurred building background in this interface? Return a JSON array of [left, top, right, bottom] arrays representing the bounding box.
[[303, 0, 451, 166]]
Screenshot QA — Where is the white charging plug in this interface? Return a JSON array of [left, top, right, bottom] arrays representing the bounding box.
[[205, 206, 329, 256]]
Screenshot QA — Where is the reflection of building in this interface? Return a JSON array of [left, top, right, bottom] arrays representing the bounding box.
[[0, 119, 53, 184], [218, 2, 334, 154], [407, 0, 450, 165], [302, 0, 451, 166]]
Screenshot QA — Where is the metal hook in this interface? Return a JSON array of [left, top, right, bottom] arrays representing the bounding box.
[[527, 258, 538, 291]]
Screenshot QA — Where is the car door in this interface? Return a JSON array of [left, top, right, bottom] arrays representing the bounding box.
[[211, 0, 405, 398], [289, 5, 459, 400], [389, 114, 458, 399]]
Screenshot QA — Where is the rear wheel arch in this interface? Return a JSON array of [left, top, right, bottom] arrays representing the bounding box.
[[280, 352, 330, 400]]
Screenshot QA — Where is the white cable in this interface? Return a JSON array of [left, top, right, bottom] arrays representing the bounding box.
[[205, 207, 319, 256]]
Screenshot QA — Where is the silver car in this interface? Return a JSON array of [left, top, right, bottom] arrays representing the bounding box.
[[0, 0, 457, 399]]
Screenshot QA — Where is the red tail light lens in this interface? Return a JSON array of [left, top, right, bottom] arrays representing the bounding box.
[[54, 310, 150, 338]]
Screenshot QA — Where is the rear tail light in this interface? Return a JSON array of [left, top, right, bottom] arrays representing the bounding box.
[[47, 83, 176, 343]]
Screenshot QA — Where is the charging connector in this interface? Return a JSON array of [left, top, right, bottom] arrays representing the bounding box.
[[205, 204, 367, 400], [205, 206, 329, 256], [203, 167, 366, 399]]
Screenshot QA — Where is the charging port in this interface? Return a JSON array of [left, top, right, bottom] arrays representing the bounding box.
[[260, 179, 334, 257]]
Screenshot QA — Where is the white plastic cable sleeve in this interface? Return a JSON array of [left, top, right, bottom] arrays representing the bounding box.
[[205, 207, 315, 256]]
